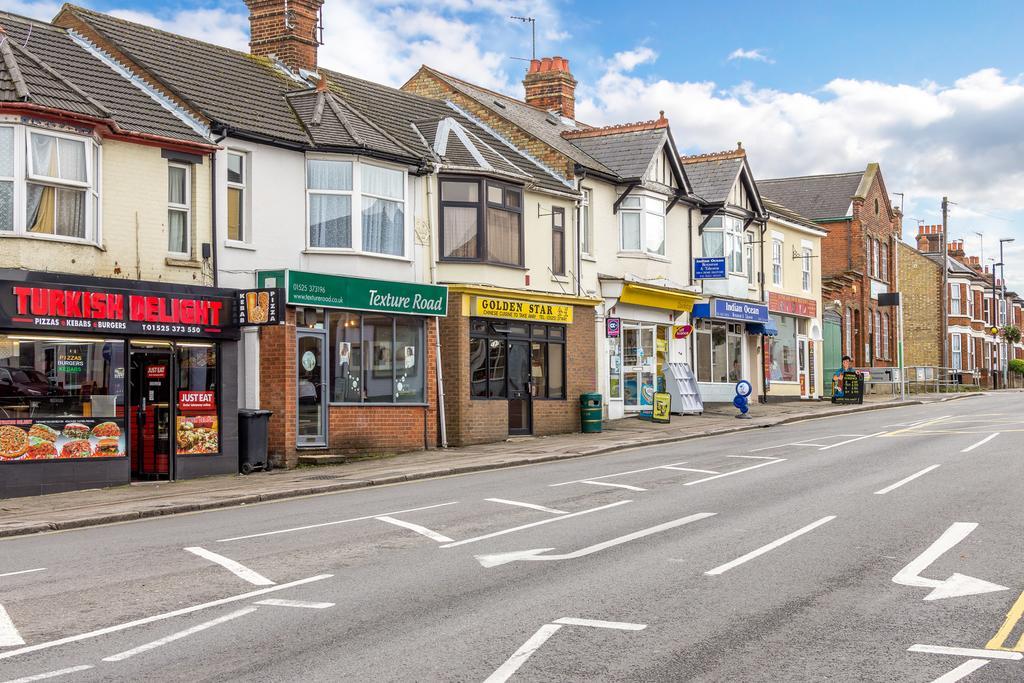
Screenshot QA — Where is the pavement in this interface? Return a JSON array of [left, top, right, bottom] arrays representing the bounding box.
[[0, 393, 984, 539], [0, 393, 1021, 682]]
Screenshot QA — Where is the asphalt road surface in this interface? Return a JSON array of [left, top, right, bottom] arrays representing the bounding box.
[[2, 395, 1023, 682]]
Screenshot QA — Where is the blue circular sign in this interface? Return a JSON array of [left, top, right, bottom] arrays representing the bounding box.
[[735, 380, 752, 398]]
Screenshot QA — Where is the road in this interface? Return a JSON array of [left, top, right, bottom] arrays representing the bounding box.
[[1, 394, 1023, 682]]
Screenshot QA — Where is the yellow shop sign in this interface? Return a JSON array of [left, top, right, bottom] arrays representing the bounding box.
[[475, 296, 573, 323]]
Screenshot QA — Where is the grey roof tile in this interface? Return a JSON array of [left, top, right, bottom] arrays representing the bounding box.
[[762, 198, 824, 232], [680, 156, 742, 204], [568, 128, 666, 181], [757, 172, 864, 221]]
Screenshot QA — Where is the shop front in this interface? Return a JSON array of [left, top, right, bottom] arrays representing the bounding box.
[[439, 286, 598, 446], [0, 271, 239, 498], [599, 278, 701, 419], [254, 270, 447, 466], [691, 297, 770, 403], [766, 292, 821, 399]]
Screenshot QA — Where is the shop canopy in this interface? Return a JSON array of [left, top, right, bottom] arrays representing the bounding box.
[[745, 320, 779, 336], [617, 282, 701, 312]]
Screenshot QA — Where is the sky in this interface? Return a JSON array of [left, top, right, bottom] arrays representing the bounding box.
[[8, 0, 1024, 291]]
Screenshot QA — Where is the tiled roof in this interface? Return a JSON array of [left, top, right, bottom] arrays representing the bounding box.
[[681, 156, 743, 204], [762, 198, 824, 232], [413, 66, 615, 177], [568, 127, 667, 181], [757, 171, 864, 221], [0, 11, 208, 144]]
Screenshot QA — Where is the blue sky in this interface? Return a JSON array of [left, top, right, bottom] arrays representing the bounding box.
[[9, 0, 1024, 289]]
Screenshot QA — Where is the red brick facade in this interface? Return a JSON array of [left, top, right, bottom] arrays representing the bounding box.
[[439, 292, 597, 447], [522, 57, 577, 120], [259, 307, 439, 468], [244, 0, 323, 73]]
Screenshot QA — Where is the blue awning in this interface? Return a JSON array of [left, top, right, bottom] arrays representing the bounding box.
[[746, 320, 778, 336], [691, 303, 711, 319]]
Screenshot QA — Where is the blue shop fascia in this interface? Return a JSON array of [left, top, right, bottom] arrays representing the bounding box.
[[689, 297, 775, 402]]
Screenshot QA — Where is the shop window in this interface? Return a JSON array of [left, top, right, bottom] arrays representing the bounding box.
[[176, 344, 219, 455], [327, 312, 425, 403], [440, 178, 522, 266], [694, 320, 744, 384], [769, 315, 799, 382], [470, 320, 565, 399], [551, 207, 565, 275], [226, 151, 247, 241], [0, 336, 125, 461], [607, 336, 622, 399]]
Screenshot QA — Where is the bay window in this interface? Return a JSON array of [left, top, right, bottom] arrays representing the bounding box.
[[306, 158, 408, 256], [167, 162, 191, 256], [703, 214, 744, 272], [0, 126, 99, 242], [620, 194, 666, 256], [440, 177, 522, 265], [226, 151, 246, 241]]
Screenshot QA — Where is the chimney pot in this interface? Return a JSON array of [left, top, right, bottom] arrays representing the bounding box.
[[523, 53, 578, 120]]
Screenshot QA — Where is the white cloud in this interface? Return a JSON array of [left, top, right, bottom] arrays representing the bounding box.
[[727, 48, 774, 64], [606, 46, 657, 73], [4, 0, 62, 21]]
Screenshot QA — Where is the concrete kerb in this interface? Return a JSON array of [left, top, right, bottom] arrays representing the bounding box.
[[0, 394, 985, 539]]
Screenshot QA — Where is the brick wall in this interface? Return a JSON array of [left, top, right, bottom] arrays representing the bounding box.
[[438, 295, 597, 446], [897, 242, 943, 367], [258, 307, 438, 467]]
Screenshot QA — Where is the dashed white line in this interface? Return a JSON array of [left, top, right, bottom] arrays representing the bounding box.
[[961, 433, 1000, 453], [184, 547, 275, 586], [217, 502, 458, 542], [684, 459, 785, 486], [0, 569, 46, 579], [0, 605, 25, 647], [580, 480, 647, 491], [817, 431, 887, 450], [874, 465, 941, 495], [550, 461, 695, 487], [551, 618, 646, 631], [1, 665, 93, 683], [907, 644, 1023, 660], [374, 516, 453, 543], [102, 606, 257, 662], [704, 516, 836, 575], [0, 574, 331, 661], [441, 501, 631, 549], [730, 454, 784, 460], [929, 659, 989, 683], [255, 599, 334, 609], [485, 498, 567, 515]]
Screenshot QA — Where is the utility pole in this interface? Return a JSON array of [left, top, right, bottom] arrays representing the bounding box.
[[999, 238, 1015, 388], [941, 197, 949, 372]]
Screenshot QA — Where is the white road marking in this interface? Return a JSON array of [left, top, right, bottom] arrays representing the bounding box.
[[0, 569, 46, 579], [550, 461, 692, 487], [704, 516, 836, 575], [729, 454, 784, 460], [0, 605, 25, 647], [907, 644, 1022, 660], [184, 547, 275, 586], [929, 659, 989, 683], [254, 599, 334, 609], [442, 501, 631, 548], [102, 606, 257, 662], [483, 623, 563, 683], [684, 459, 785, 486], [217, 502, 458, 542], [476, 512, 716, 567], [874, 465, 941, 495], [893, 523, 1009, 600], [817, 431, 888, 450], [790, 443, 827, 447], [660, 466, 719, 474], [580, 480, 647, 491], [961, 433, 1000, 453], [551, 618, 646, 631], [0, 574, 331, 661], [1, 665, 93, 683], [485, 498, 567, 515], [374, 516, 453, 543]]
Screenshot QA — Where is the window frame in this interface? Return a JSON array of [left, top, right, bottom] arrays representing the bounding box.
[[580, 187, 593, 257], [551, 206, 566, 275], [326, 311, 426, 405], [951, 333, 962, 370], [438, 176, 524, 266], [167, 161, 192, 258], [469, 319, 566, 400], [801, 247, 812, 291], [880, 241, 889, 280], [950, 284, 961, 315], [772, 238, 783, 285], [619, 192, 667, 257], [226, 150, 247, 243]]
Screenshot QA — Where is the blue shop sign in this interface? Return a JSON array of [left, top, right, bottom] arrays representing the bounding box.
[[711, 298, 769, 323], [693, 257, 727, 280]]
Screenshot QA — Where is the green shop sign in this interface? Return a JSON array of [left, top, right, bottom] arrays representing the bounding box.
[[256, 270, 448, 317]]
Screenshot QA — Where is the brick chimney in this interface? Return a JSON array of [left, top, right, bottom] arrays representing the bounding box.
[[524, 56, 577, 119], [948, 238, 965, 260], [245, 0, 323, 73], [916, 224, 943, 254]]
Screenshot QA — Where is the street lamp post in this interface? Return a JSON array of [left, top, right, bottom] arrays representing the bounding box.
[[999, 238, 1015, 388]]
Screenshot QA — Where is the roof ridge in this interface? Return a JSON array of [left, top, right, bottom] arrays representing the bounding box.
[[0, 29, 30, 100], [561, 112, 668, 140], [680, 144, 745, 163], [760, 171, 863, 182], [420, 64, 545, 113], [322, 77, 423, 159]]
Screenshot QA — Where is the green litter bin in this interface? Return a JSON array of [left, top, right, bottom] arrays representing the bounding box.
[[580, 392, 603, 433]]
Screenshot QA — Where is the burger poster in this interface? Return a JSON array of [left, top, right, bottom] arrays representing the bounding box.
[[176, 391, 219, 455], [0, 417, 126, 462]]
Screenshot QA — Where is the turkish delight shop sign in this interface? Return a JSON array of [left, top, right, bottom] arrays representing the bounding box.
[[259, 270, 448, 317]]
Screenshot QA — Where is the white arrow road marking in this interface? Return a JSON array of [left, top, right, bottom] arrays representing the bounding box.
[[475, 513, 716, 568], [579, 480, 647, 491], [874, 465, 941, 495], [0, 569, 46, 579], [684, 459, 784, 486], [0, 574, 331, 661], [442, 501, 631, 549], [485, 499, 567, 515], [374, 516, 453, 543], [102, 606, 257, 662], [907, 644, 1023, 660], [1, 664, 93, 683], [929, 659, 989, 683], [0, 605, 25, 647], [961, 433, 1000, 453], [255, 599, 334, 609], [185, 547, 275, 586], [893, 523, 1009, 600], [484, 618, 646, 683], [704, 516, 836, 575]]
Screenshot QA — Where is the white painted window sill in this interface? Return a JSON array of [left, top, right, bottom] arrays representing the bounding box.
[[224, 240, 257, 251], [302, 248, 412, 263], [617, 251, 670, 263]]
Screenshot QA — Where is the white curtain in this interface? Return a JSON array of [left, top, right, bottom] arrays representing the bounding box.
[[362, 165, 402, 199], [56, 188, 86, 238], [58, 138, 86, 182], [362, 197, 403, 256], [307, 159, 352, 190], [646, 213, 665, 254], [31, 133, 56, 177], [443, 206, 477, 258], [168, 166, 187, 205], [309, 194, 351, 248], [621, 211, 641, 250], [702, 230, 724, 258], [486, 207, 520, 265], [168, 208, 187, 252]]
